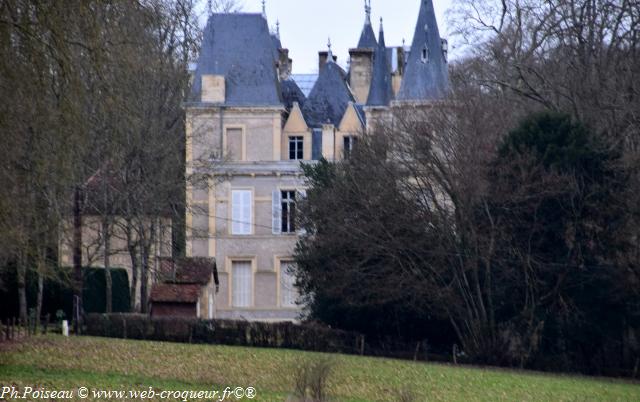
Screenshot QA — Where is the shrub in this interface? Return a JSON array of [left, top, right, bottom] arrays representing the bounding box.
[[291, 357, 335, 402]]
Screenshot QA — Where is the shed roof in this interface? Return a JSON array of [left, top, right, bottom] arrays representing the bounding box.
[[150, 284, 201, 303], [158, 257, 215, 285]]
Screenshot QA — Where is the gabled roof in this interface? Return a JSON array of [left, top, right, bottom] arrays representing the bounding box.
[[397, 0, 449, 102], [187, 13, 282, 107], [339, 102, 366, 131], [357, 1, 377, 49], [367, 21, 394, 106], [150, 284, 201, 303], [158, 257, 215, 285], [301, 57, 356, 128]]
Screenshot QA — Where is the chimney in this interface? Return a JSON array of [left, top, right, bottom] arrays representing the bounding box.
[[348, 48, 374, 103], [278, 48, 292, 80], [318, 51, 337, 71]]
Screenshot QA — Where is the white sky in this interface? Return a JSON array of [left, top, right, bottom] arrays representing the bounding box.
[[212, 0, 454, 74]]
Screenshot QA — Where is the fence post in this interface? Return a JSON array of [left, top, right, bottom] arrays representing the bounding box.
[[359, 335, 365, 356], [413, 341, 421, 361], [11, 318, 15, 340]]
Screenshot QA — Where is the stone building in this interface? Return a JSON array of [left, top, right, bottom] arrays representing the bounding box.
[[184, 0, 449, 321]]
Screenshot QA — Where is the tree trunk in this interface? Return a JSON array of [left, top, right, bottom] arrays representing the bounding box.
[[103, 219, 113, 314], [36, 265, 44, 325], [126, 220, 139, 313], [73, 186, 83, 308], [139, 220, 156, 314], [140, 244, 148, 314], [17, 262, 28, 323]]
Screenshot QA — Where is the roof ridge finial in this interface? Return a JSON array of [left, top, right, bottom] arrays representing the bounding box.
[[327, 37, 334, 63], [379, 17, 384, 33], [276, 20, 280, 39], [207, 0, 212, 16], [364, 0, 372, 24], [262, 0, 267, 19]]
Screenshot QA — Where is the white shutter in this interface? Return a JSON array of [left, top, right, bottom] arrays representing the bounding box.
[[297, 189, 307, 235], [232, 261, 252, 307], [242, 191, 252, 234], [272, 190, 282, 234], [280, 261, 298, 307], [231, 190, 252, 235], [231, 191, 242, 234]]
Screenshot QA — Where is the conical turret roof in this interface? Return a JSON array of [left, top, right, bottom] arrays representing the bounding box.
[[367, 19, 393, 106], [397, 0, 449, 102]]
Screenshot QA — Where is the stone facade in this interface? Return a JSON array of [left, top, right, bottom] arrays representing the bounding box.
[[184, 0, 449, 322]]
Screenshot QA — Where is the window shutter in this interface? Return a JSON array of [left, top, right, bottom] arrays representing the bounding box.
[[232, 261, 252, 307], [232, 190, 252, 235], [297, 189, 307, 235], [242, 191, 252, 234], [232, 191, 242, 234], [272, 190, 282, 235]]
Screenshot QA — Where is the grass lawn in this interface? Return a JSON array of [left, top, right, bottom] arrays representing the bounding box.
[[0, 335, 639, 401]]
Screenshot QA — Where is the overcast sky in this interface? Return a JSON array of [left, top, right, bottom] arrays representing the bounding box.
[[221, 0, 454, 74]]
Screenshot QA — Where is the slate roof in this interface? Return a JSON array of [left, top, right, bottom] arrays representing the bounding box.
[[150, 284, 201, 303], [292, 74, 318, 97], [281, 78, 306, 111], [357, 3, 377, 49], [301, 56, 356, 128], [367, 22, 394, 106], [187, 14, 282, 107], [354, 104, 367, 126], [397, 0, 449, 102], [158, 257, 215, 285]]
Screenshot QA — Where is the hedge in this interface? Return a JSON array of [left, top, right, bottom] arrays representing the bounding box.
[[85, 314, 363, 354]]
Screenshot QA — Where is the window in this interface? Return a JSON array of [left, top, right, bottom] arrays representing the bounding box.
[[232, 261, 252, 307], [231, 190, 252, 235], [273, 189, 306, 235], [280, 261, 299, 308], [281, 191, 296, 233], [343, 136, 358, 158], [421, 45, 429, 63], [289, 136, 304, 160]]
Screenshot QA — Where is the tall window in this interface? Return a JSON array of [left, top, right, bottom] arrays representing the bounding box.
[[281, 191, 296, 233], [343, 136, 358, 158], [280, 261, 298, 308], [289, 136, 304, 160], [231, 190, 252, 235], [232, 261, 252, 307]]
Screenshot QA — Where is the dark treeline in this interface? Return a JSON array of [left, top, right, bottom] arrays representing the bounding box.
[[294, 0, 640, 376]]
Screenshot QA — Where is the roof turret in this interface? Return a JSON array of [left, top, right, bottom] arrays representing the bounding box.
[[357, 0, 377, 49], [396, 0, 449, 102], [366, 18, 393, 106], [301, 40, 355, 127]]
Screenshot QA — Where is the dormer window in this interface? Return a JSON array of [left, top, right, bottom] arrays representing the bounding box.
[[421, 45, 429, 63], [441, 38, 448, 63]]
